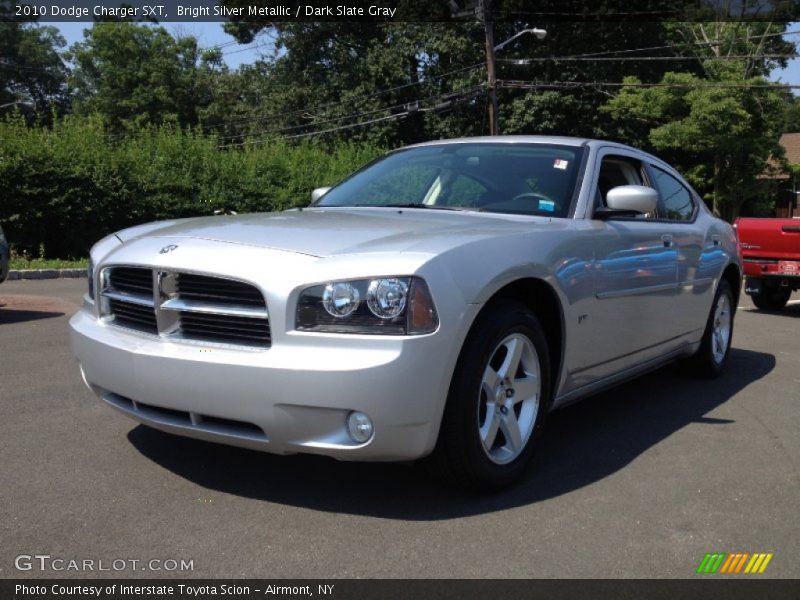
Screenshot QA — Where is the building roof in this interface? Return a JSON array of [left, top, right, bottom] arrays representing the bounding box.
[[780, 132, 800, 165], [763, 133, 800, 180]]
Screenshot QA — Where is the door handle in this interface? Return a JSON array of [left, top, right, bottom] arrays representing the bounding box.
[[712, 234, 721, 246], [662, 234, 674, 248]]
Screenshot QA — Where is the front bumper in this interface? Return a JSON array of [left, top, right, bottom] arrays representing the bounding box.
[[70, 307, 455, 461]]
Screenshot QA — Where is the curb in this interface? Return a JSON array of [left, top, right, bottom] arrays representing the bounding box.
[[7, 268, 86, 281]]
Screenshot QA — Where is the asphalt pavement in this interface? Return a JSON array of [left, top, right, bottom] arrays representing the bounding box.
[[1, 278, 798, 579]]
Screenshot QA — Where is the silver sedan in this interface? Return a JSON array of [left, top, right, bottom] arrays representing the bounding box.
[[70, 136, 741, 488]]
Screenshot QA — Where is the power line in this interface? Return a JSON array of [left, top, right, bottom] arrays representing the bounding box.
[[221, 42, 272, 56], [554, 27, 800, 60], [229, 113, 406, 147], [498, 54, 797, 64], [498, 79, 800, 89], [226, 87, 483, 147], [216, 90, 456, 141], [200, 62, 485, 131], [493, 9, 679, 17], [217, 96, 421, 140]]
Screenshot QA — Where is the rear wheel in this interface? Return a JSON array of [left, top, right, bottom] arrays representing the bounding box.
[[751, 287, 791, 311], [690, 280, 734, 377], [431, 300, 551, 490]]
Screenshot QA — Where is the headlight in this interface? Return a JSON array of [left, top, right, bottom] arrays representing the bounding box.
[[296, 276, 438, 335], [87, 258, 95, 300], [322, 281, 361, 317], [366, 278, 408, 319]]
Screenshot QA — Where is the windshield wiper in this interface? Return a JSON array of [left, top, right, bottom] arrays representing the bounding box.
[[381, 203, 482, 212]]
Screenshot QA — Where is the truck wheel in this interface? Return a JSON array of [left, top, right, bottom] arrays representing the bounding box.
[[431, 300, 551, 490], [751, 287, 791, 311], [690, 280, 734, 378]]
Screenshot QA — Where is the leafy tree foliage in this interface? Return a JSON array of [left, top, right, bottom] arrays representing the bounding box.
[[604, 66, 786, 221], [67, 22, 224, 133], [0, 20, 69, 117]]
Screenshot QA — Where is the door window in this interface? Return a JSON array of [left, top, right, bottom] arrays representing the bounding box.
[[650, 167, 696, 221], [595, 156, 655, 218]]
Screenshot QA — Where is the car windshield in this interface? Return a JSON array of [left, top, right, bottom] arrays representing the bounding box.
[[314, 143, 584, 218]]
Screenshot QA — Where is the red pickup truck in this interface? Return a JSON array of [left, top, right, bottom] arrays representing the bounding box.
[[736, 217, 800, 310]]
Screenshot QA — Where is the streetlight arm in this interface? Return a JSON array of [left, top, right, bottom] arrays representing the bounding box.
[[493, 28, 547, 52]]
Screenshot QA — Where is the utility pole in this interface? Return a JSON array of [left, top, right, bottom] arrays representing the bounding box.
[[480, 0, 498, 136]]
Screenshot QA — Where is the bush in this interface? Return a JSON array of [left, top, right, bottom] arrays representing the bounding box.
[[0, 115, 383, 258]]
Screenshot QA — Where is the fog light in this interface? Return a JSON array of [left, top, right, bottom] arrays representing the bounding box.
[[346, 411, 374, 443]]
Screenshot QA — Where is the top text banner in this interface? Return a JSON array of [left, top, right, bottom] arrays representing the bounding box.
[[4, 0, 800, 22]]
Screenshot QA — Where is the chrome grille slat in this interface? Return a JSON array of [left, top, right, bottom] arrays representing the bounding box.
[[101, 266, 270, 349], [181, 315, 269, 333], [179, 328, 269, 344], [102, 289, 155, 307], [160, 297, 268, 319]]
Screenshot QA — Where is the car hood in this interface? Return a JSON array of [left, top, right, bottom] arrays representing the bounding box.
[[118, 208, 560, 257]]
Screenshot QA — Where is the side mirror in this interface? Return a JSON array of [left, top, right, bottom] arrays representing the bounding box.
[[595, 185, 658, 219], [311, 187, 331, 203]]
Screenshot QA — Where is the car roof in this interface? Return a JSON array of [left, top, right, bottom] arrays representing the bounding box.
[[399, 135, 669, 170], [403, 135, 591, 149]]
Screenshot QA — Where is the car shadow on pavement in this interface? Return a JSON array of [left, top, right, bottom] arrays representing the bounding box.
[[0, 306, 65, 324], [740, 303, 800, 319], [128, 347, 775, 520]]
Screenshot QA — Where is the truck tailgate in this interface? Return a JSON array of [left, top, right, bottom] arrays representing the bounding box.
[[736, 218, 800, 260]]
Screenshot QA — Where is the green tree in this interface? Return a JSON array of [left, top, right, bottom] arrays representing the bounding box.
[[67, 22, 223, 133], [211, 19, 685, 147], [603, 64, 786, 221], [0, 20, 69, 117]]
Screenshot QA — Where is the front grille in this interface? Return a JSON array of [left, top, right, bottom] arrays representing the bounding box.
[[108, 298, 158, 333], [109, 267, 154, 294], [176, 273, 265, 306], [104, 267, 157, 334], [101, 266, 270, 348], [178, 311, 271, 346]]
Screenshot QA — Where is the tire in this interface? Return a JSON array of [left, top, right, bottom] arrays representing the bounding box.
[[689, 280, 735, 378], [430, 300, 551, 490], [751, 287, 791, 311]]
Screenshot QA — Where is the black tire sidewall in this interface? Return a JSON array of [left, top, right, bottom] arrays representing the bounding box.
[[751, 286, 791, 311], [436, 300, 552, 489], [697, 280, 735, 376]]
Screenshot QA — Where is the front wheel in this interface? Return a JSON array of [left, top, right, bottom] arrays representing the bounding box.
[[431, 300, 551, 490], [689, 280, 735, 377]]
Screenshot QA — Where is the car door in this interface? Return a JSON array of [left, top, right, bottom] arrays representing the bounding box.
[[579, 150, 679, 382], [647, 163, 714, 338]]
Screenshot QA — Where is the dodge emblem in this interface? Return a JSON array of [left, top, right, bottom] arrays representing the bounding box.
[[159, 244, 179, 254]]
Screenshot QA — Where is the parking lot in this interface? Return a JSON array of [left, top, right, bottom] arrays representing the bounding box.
[[1, 278, 798, 579]]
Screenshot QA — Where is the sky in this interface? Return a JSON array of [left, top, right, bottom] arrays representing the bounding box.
[[54, 22, 269, 68], [53, 21, 800, 85]]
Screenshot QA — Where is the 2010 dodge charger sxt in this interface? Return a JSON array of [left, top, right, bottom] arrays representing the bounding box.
[[70, 136, 742, 488]]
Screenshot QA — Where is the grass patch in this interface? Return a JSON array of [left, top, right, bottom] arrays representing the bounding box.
[[9, 257, 88, 270]]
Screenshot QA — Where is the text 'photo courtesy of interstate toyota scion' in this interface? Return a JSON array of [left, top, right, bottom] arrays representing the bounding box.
[[69, 136, 742, 489]]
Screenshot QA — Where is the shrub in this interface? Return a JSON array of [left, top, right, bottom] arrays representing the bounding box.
[[0, 115, 383, 257]]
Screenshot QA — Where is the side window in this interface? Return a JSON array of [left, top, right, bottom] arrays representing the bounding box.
[[650, 166, 695, 221], [596, 155, 653, 217]]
